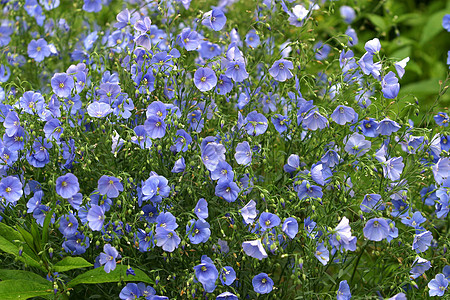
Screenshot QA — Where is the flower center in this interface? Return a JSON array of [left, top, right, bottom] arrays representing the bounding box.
[[201, 76, 206, 82], [59, 83, 64, 88], [61, 181, 67, 187]]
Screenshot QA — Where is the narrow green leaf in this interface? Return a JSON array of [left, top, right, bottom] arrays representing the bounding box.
[[41, 209, 53, 245], [16, 226, 37, 254], [53, 257, 93, 272], [0, 269, 49, 286], [68, 265, 153, 288], [0, 223, 38, 261], [30, 222, 41, 252], [0, 280, 53, 300]]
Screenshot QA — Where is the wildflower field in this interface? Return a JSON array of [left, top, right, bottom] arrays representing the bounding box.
[[0, 0, 449, 299]]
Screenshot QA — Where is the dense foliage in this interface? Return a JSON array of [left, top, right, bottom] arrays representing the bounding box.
[[0, 0, 449, 299]]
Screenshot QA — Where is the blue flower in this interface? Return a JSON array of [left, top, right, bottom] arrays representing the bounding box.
[[252, 273, 273, 294], [382, 157, 404, 181], [245, 111, 268, 136], [51, 73, 74, 98], [220, 266, 236, 286], [410, 256, 431, 280], [395, 57, 410, 79], [271, 114, 290, 133], [434, 112, 449, 127], [215, 179, 239, 202], [55, 173, 79, 199], [443, 14, 450, 32], [194, 67, 217, 92], [58, 213, 78, 237], [194, 260, 218, 292], [287, 5, 308, 27], [186, 219, 211, 244], [234, 141, 252, 166], [99, 243, 119, 273], [376, 118, 401, 136], [340, 6, 356, 24], [225, 59, 249, 82], [145, 116, 166, 139], [337, 280, 351, 300], [344, 133, 371, 157], [412, 230, 433, 253], [259, 212, 281, 231], [177, 28, 200, 51], [241, 200, 258, 224], [315, 242, 329, 265], [211, 161, 234, 181], [119, 283, 141, 300], [27, 38, 51, 62], [381, 71, 400, 99], [242, 240, 267, 260], [363, 218, 390, 241], [171, 157, 186, 173], [428, 273, 448, 297], [155, 227, 180, 252], [194, 198, 208, 219], [216, 292, 238, 300], [303, 111, 328, 131], [282, 217, 298, 239], [269, 59, 294, 82], [156, 212, 178, 230], [364, 38, 381, 55], [202, 8, 227, 31], [331, 105, 357, 125], [245, 29, 260, 48], [98, 175, 123, 198], [360, 194, 384, 213], [345, 27, 358, 46], [0, 176, 23, 204], [86, 205, 105, 231], [83, 0, 102, 13]]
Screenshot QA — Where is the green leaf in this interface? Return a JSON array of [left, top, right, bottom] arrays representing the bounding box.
[[68, 265, 153, 288], [400, 78, 441, 96], [53, 257, 93, 272], [0, 235, 42, 270], [0, 223, 38, 261], [420, 10, 449, 45], [30, 222, 41, 253], [0, 280, 52, 300], [366, 14, 387, 32], [16, 226, 37, 254], [41, 209, 53, 245], [0, 269, 49, 286]]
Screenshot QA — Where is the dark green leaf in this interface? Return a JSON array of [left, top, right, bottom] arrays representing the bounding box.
[[41, 209, 53, 245], [366, 14, 387, 32], [0, 236, 42, 270], [0, 269, 49, 285], [0, 280, 52, 300], [68, 265, 153, 287], [53, 257, 93, 272]]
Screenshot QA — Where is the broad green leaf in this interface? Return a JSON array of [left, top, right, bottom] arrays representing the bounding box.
[[0, 280, 52, 300], [68, 265, 153, 287], [30, 222, 41, 253], [53, 257, 93, 272], [400, 78, 441, 96], [0, 269, 49, 285], [420, 10, 449, 45], [0, 235, 43, 270], [366, 14, 387, 32]]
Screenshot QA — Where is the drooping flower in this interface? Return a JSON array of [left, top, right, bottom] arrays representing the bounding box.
[[86, 205, 105, 231], [242, 240, 268, 260], [337, 280, 351, 300], [235, 141, 252, 166]]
